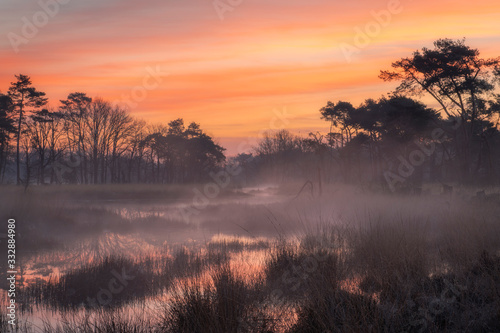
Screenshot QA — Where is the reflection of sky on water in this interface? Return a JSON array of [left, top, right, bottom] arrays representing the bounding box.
[[14, 233, 278, 332], [7, 186, 346, 332]]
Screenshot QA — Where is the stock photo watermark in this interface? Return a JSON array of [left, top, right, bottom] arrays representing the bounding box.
[[7, 0, 71, 53], [339, 0, 406, 63], [383, 119, 461, 192], [113, 65, 169, 110], [51, 154, 81, 184], [405, 278, 467, 333], [5, 219, 17, 327], [85, 266, 138, 308], [213, 0, 244, 21]]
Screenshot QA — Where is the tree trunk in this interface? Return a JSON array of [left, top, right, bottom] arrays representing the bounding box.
[[16, 99, 23, 185]]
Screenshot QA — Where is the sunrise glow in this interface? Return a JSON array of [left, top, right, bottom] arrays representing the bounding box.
[[1, 0, 500, 153]]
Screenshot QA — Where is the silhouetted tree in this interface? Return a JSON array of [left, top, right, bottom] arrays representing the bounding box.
[[60, 92, 93, 183], [380, 38, 500, 182], [357, 96, 439, 185], [101, 106, 133, 183], [320, 101, 358, 147], [8, 75, 47, 185], [141, 120, 224, 183], [254, 130, 317, 182], [185, 130, 225, 182], [28, 108, 64, 184], [0, 93, 15, 181], [357, 96, 438, 144]]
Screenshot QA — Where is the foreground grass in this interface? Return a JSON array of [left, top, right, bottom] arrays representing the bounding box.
[[15, 225, 500, 332]]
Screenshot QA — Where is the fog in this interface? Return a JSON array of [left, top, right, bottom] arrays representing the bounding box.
[[0, 179, 499, 331]]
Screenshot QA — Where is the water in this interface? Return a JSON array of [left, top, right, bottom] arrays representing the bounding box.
[[7, 186, 291, 331]]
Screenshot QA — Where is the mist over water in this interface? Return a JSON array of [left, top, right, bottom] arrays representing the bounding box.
[[1, 181, 499, 332]]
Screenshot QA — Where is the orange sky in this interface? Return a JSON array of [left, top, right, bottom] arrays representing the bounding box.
[[1, 0, 500, 155]]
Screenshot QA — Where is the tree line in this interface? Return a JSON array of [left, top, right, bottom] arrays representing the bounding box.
[[236, 39, 500, 191], [0, 79, 225, 185], [1, 38, 499, 190]]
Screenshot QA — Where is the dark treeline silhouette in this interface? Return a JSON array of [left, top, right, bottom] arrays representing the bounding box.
[[232, 39, 500, 191], [0, 81, 225, 185], [1, 39, 499, 189]]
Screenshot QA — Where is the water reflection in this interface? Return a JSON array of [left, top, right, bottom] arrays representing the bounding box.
[[16, 232, 278, 331]]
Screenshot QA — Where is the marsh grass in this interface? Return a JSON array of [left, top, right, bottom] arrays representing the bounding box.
[[22, 256, 171, 311], [41, 306, 154, 333], [0, 309, 30, 333], [161, 266, 277, 333], [351, 219, 430, 302], [290, 289, 384, 333], [12, 232, 500, 332], [3, 183, 500, 332], [207, 235, 270, 253], [21, 245, 232, 312], [0, 310, 6, 332], [264, 244, 342, 303]]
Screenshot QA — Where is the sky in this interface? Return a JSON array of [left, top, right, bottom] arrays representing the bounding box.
[[1, 0, 500, 155]]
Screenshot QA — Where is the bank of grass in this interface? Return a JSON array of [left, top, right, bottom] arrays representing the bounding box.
[[0, 183, 244, 205]]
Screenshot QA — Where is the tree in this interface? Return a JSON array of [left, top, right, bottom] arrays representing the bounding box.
[[8, 74, 47, 185], [356, 96, 439, 186], [28, 108, 64, 184], [107, 107, 134, 183], [185, 129, 225, 182], [126, 119, 147, 183], [379, 38, 500, 182], [254, 130, 310, 182], [357, 96, 438, 144], [142, 124, 169, 183], [318, 96, 439, 185], [320, 101, 358, 147], [140, 120, 225, 184], [60, 92, 92, 183], [0, 94, 15, 180], [168, 118, 186, 136]]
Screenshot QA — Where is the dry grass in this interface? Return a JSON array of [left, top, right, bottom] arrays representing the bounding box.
[[40, 306, 154, 333], [160, 266, 277, 333]]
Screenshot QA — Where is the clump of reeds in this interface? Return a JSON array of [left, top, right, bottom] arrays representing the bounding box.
[[264, 230, 345, 304], [350, 219, 430, 303], [26, 256, 160, 310], [0, 310, 7, 332], [289, 289, 384, 332], [170, 245, 229, 278], [161, 266, 276, 333]]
